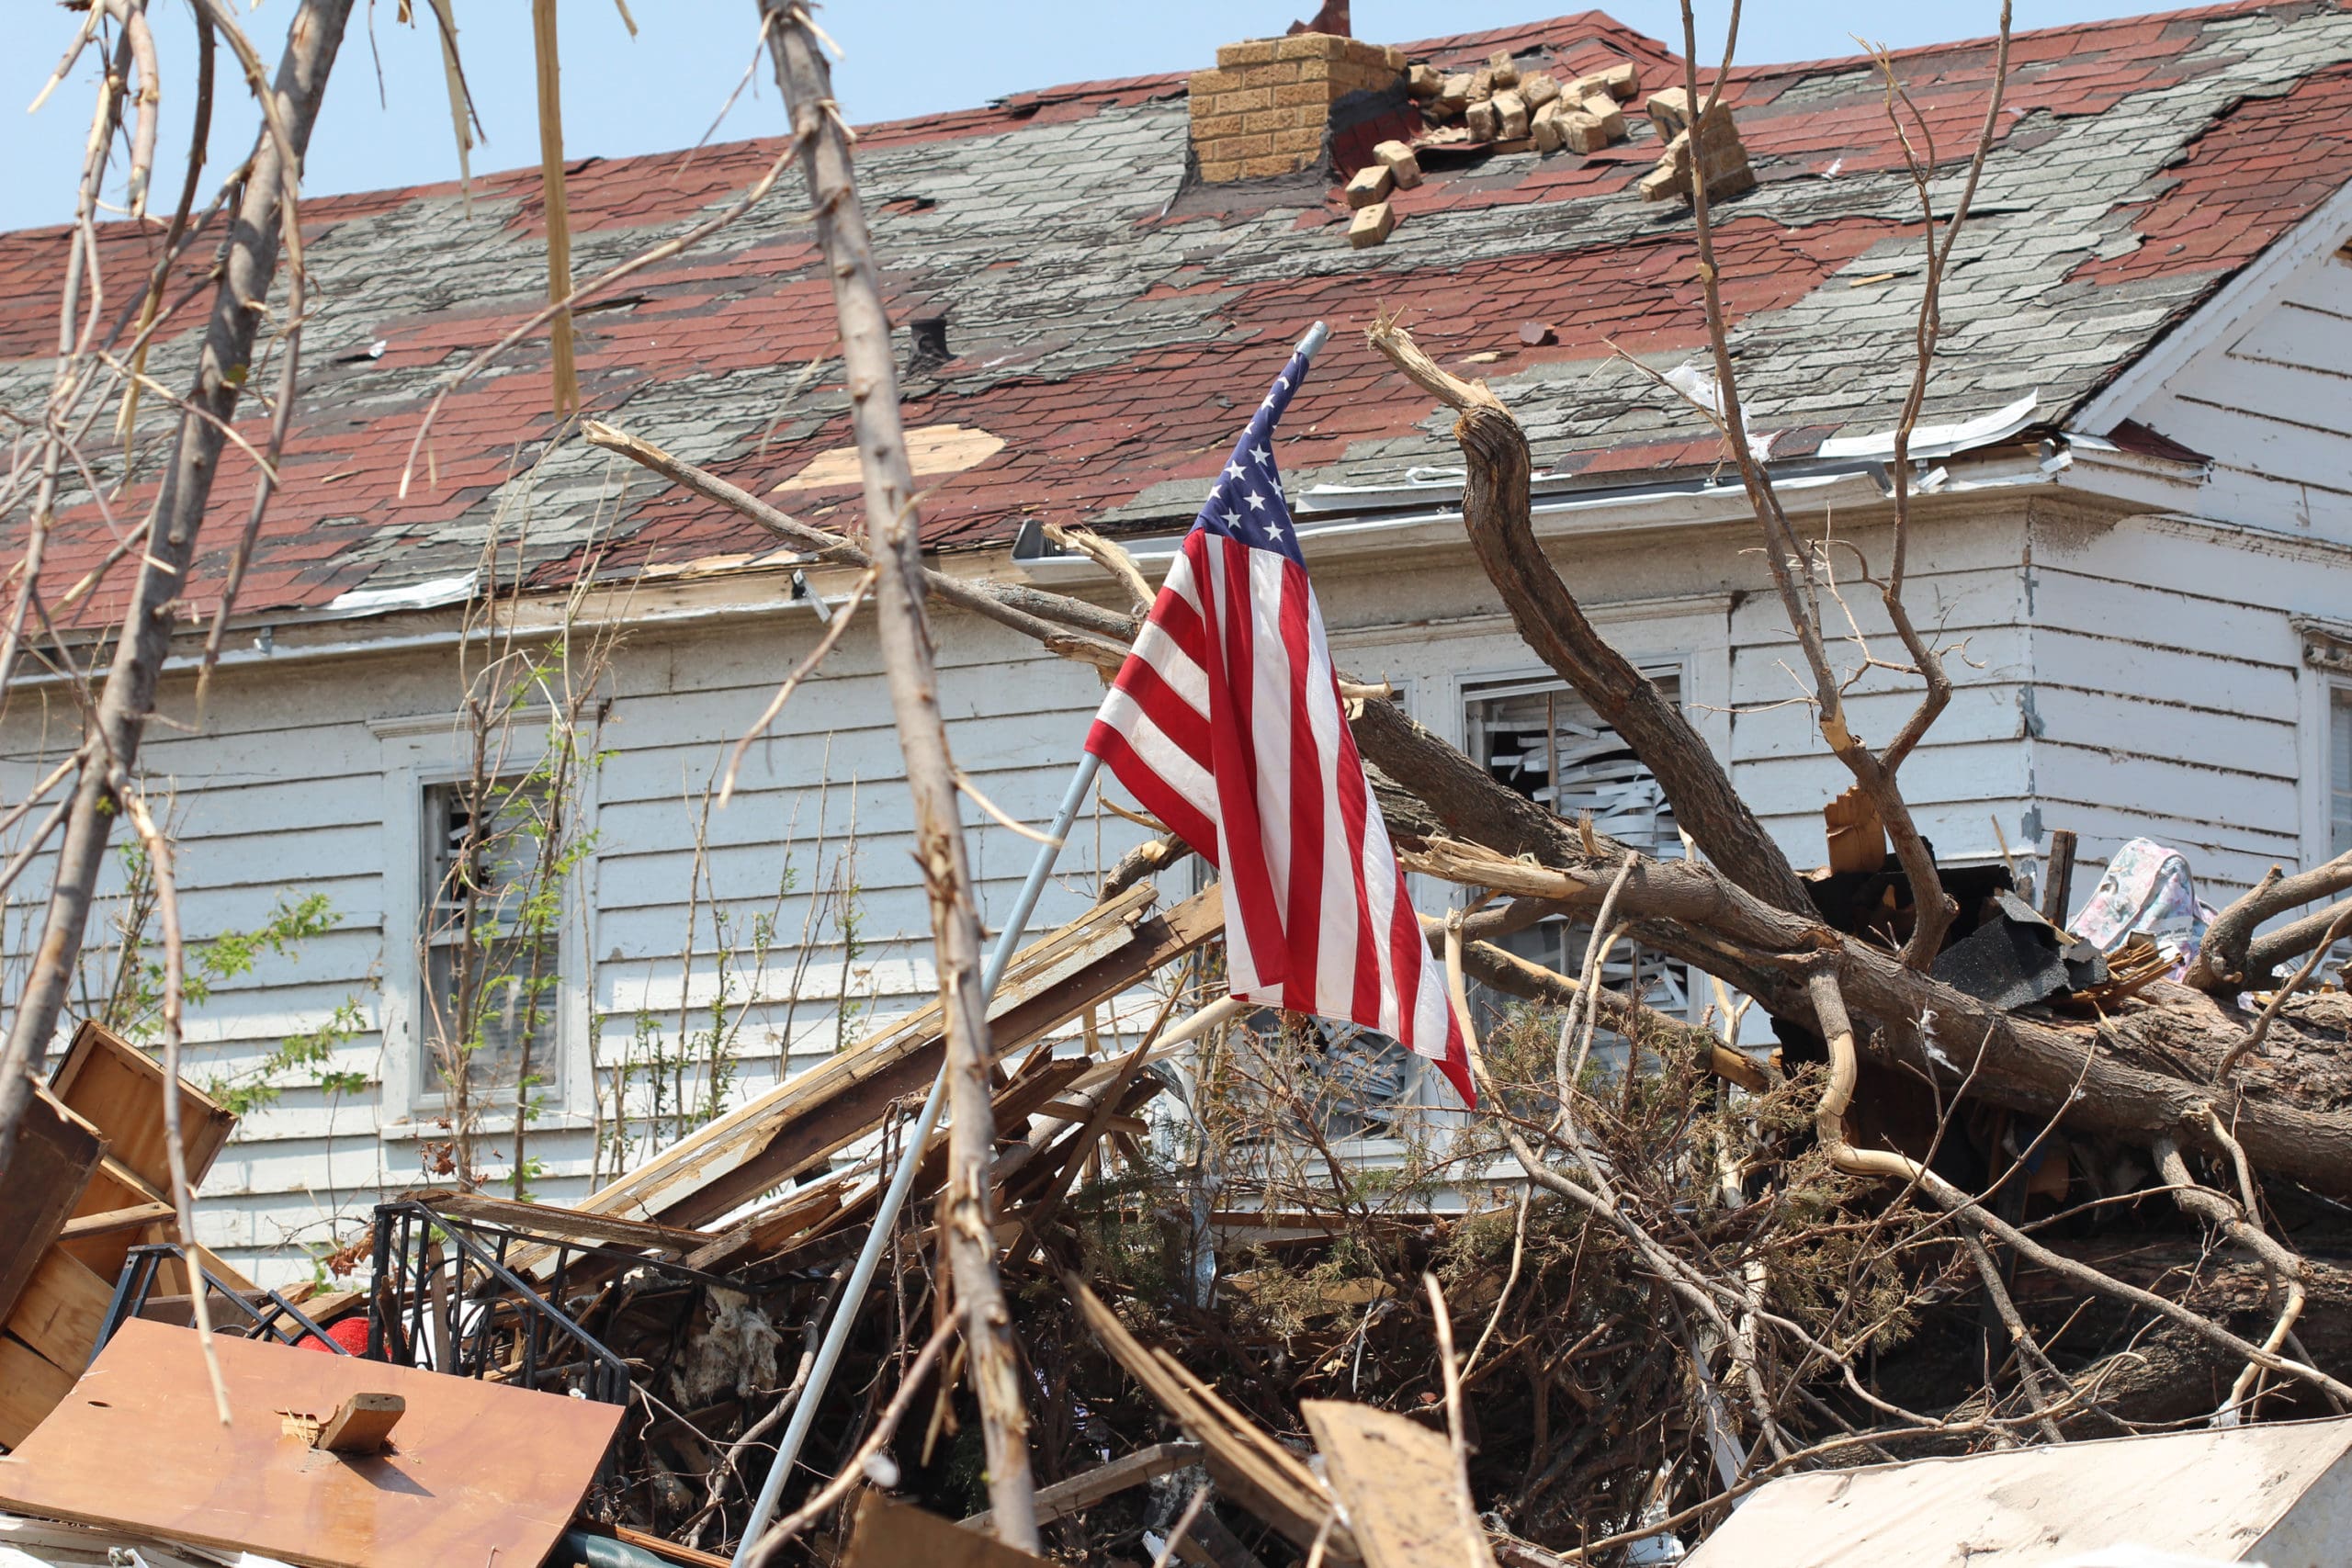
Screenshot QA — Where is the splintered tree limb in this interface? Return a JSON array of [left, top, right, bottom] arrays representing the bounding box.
[[1409, 834, 2352, 1200], [1363, 315, 1813, 919], [756, 1, 1039, 1548], [0, 0, 356, 1179], [2192, 850, 2352, 988], [1804, 967, 2352, 1407]]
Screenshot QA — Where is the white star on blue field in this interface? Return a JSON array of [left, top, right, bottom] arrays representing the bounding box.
[[1194, 345, 1313, 567]]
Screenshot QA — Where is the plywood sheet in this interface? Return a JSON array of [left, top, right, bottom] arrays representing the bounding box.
[[0, 1318, 622, 1568], [3, 1247, 111, 1378], [0, 1088, 103, 1326]]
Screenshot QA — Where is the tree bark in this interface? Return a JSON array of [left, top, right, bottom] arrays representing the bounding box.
[[0, 0, 355, 1178], [757, 5, 1039, 1549]]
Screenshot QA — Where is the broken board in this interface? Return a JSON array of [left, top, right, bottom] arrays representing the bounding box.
[[1302, 1400, 1498, 1568], [0, 1318, 622, 1568], [843, 1493, 1049, 1568]]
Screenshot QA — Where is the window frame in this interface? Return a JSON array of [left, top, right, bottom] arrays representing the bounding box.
[[372, 710, 598, 1138]]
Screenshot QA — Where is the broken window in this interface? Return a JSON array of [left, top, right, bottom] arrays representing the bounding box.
[[419, 780, 564, 1099], [2333, 688, 2352, 859], [1461, 673, 1691, 1042]]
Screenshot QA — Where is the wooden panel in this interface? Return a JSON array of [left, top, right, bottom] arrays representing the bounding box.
[[3, 1247, 113, 1376], [48, 1021, 236, 1194], [0, 1087, 103, 1326], [0, 1331, 74, 1450], [1303, 1400, 1498, 1568], [844, 1494, 1050, 1568], [0, 1318, 623, 1568]]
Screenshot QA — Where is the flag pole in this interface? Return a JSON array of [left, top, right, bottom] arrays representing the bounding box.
[[731, 320, 1329, 1562]]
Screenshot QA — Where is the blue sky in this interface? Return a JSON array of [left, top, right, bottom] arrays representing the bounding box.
[[4, 2, 2158, 233]]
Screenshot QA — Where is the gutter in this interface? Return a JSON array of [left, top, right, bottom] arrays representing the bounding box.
[[1013, 398, 2056, 583]]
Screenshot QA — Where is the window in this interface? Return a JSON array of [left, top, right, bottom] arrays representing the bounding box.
[[1461, 673, 1690, 1039], [419, 779, 564, 1099], [2333, 688, 2352, 858]]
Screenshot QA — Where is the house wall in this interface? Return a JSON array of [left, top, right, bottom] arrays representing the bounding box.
[[2026, 505, 2352, 908], [2124, 236, 2352, 538], [0, 505, 2053, 1282]]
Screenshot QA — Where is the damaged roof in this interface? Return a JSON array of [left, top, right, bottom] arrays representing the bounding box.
[[4, 1, 2351, 621]]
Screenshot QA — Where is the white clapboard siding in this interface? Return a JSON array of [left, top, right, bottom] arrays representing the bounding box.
[[2128, 243, 2352, 536], [2025, 512, 2319, 908], [17, 489, 2352, 1280]]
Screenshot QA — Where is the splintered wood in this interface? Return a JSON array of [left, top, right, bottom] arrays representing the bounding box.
[[1070, 1279, 1363, 1564]]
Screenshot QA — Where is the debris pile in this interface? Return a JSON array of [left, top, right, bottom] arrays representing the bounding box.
[[1347, 51, 1644, 246], [1408, 51, 1641, 154], [1, 840, 2349, 1565]]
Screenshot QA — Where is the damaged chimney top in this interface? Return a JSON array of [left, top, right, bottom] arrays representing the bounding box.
[[907, 314, 952, 375], [1190, 30, 1406, 183]]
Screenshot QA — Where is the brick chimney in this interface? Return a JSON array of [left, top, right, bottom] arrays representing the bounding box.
[[1190, 34, 1407, 183]]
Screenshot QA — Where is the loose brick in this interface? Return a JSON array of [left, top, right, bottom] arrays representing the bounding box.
[[1465, 99, 1500, 141], [1564, 113, 1612, 153], [1407, 62, 1442, 97], [1440, 72, 1475, 105], [1468, 68, 1496, 100], [1345, 163, 1394, 208], [1493, 90, 1530, 141], [1347, 200, 1396, 247], [1532, 113, 1567, 153], [1372, 140, 1422, 187], [1487, 51, 1519, 87], [1580, 95, 1626, 139], [1520, 72, 1560, 110], [1595, 61, 1642, 100]]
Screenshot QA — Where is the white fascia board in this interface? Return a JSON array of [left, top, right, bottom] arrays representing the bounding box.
[[2072, 175, 2352, 434]]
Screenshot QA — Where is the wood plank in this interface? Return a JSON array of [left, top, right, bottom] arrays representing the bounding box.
[[1069, 1280, 1360, 1564], [1302, 1400, 1498, 1568], [47, 1020, 237, 1195], [0, 1331, 74, 1449], [0, 1318, 622, 1568], [401, 1189, 712, 1258], [316, 1392, 405, 1454], [962, 1440, 1204, 1530], [844, 1493, 1050, 1568], [0, 1087, 104, 1326], [59, 1201, 175, 1241]]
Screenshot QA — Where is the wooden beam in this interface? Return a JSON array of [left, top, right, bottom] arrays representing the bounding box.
[[59, 1201, 174, 1241], [315, 1393, 406, 1454], [402, 1190, 710, 1258]]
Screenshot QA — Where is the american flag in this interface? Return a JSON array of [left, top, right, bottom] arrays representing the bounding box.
[[1084, 335, 1475, 1106]]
